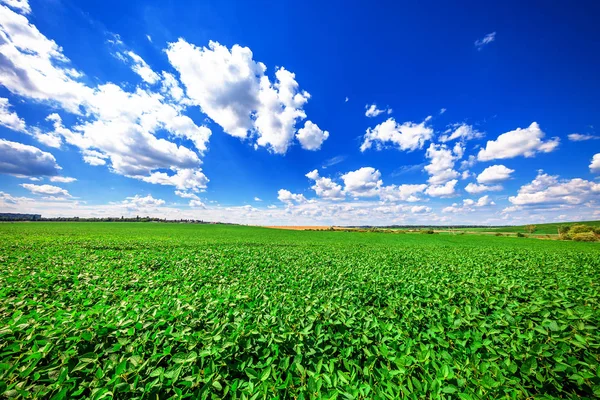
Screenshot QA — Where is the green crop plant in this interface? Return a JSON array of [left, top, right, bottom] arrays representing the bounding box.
[[1, 222, 599, 398]]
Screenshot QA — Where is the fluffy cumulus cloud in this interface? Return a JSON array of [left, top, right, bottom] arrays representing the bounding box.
[[189, 199, 206, 208], [254, 67, 310, 153], [424, 179, 457, 197], [301, 168, 436, 204], [305, 169, 344, 200], [379, 184, 427, 202], [477, 122, 559, 161], [0, 97, 26, 132], [0, 139, 61, 177], [590, 154, 600, 173], [0, 4, 94, 113], [165, 40, 263, 138], [341, 167, 382, 198], [464, 182, 502, 194], [31, 113, 67, 149], [0, 6, 212, 190], [443, 195, 495, 213], [410, 205, 431, 214], [142, 168, 209, 192], [49, 176, 76, 183], [365, 104, 391, 118], [119, 194, 165, 210], [175, 190, 199, 200], [166, 39, 323, 154], [175, 190, 206, 207], [424, 142, 464, 185], [0, 0, 30, 14], [508, 171, 600, 206], [438, 124, 484, 143], [277, 189, 307, 204], [476, 164, 514, 184], [67, 83, 211, 176], [296, 121, 329, 150], [361, 117, 433, 152], [20, 183, 70, 197], [82, 150, 107, 166]]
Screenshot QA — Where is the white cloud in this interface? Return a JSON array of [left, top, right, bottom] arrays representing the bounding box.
[[379, 184, 427, 202], [146, 35, 152, 43], [424, 143, 463, 185], [29, 113, 66, 148], [166, 39, 261, 138], [365, 104, 391, 118], [277, 189, 307, 204], [253, 67, 310, 153], [464, 182, 502, 194], [477, 122, 559, 161], [0, 190, 31, 206], [322, 155, 346, 169], [40, 84, 211, 184], [49, 176, 76, 183], [345, 97, 349, 103], [82, 149, 107, 166], [508, 171, 600, 206], [443, 195, 495, 213], [476, 195, 495, 206], [341, 167, 382, 197], [589, 153, 600, 173], [32, 128, 61, 148], [460, 155, 477, 170], [189, 199, 205, 208], [254, 197, 262, 201], [440, 108, 446, 114], [0, 97, 26, 132], [127, 51, 160, 84], [175, 190, 200, 200], [21, 183, 69, 197], [0, 8, 214, 191], [568, 133, 598, 141], [411, 205, 431, 214], [0, 0, 30, 14], [160, 72, 185, 102], [166, 39, 315, 154], [361, 117, 433, 152], [475, 32, 496, 50], [120, 194, 165, 210], [142, 168, 209, 192], [296, 120, 329, 150], [439, 124, 484, 143], [305, 169, 344, 200], [476, 164, 514, 184], [0, 139, 61, 177], [425, 179, 457, 197], [0, 5, 94, 113]]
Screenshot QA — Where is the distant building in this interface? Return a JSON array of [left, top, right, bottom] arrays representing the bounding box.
[[0, 213, 42, 221]]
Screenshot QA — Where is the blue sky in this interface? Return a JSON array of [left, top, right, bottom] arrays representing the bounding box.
[[1, 0, 599, 225]]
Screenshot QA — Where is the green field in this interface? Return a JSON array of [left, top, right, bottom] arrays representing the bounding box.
[[1, 223, 600, 399]]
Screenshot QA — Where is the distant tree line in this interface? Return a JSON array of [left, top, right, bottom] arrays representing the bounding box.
[[0, 213, 235, 224], [0, 213, 41, 221]]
